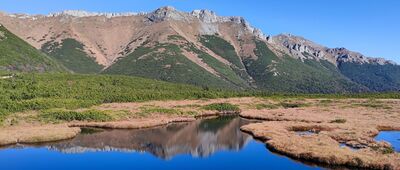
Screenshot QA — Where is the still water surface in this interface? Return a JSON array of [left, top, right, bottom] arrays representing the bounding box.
[[375, 131, 400, 152], [0, 117, 323, 170]]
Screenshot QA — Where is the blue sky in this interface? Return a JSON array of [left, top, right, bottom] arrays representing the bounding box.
[[1, 0, 399, 63]]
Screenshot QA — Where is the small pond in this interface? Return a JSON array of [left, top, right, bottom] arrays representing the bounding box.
[[0, 116, 324, 170], [375, 131, 400, 152]]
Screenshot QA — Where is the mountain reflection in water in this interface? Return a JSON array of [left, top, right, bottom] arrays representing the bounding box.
[[46, 116, 255, 159]]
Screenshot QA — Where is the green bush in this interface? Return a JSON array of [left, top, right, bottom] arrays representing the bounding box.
[[381, 147, 395, 154], [39, 109, 113, 122], [0, 109, 9, 123], [202, 103, 240, 112], [138, 106, 197, 116], [254, 103, 279, 110], [139, 106, 182, 115], [329, 118, 347, 123], [280, 102, 309, 108]]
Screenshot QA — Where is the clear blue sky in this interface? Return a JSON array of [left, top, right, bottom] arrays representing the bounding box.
[[1, 0, 399, 63]]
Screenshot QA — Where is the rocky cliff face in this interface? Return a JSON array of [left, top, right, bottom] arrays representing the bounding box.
[[271, 34, 396, 65]]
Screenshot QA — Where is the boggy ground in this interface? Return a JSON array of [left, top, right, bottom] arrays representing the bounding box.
[[0, 97, 399, 169], [240, 98, 400, 169]]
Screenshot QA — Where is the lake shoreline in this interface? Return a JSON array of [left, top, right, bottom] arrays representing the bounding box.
[[1, 97, 399, 169]]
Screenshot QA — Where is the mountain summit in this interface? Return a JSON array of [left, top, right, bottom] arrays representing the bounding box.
[[0, 7, 399, 92]]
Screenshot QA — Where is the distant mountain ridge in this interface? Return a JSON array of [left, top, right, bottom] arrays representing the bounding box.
[[0, 6, 399, 92], [271, 34, 396, 65]]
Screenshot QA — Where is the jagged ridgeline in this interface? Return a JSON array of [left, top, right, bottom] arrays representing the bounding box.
[[0, 7, 399, 92]]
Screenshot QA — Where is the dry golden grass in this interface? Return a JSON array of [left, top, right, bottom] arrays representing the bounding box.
[[0, 125, 80, 146], [0, 97, 399, 169], [240, 98, 400, 169], [70, 116, 195, 129]]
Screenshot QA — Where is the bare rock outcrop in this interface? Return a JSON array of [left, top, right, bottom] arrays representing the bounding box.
[[272, 34, 396, 65], [147, 6, 188, 22], [49, 10, 139, 18]]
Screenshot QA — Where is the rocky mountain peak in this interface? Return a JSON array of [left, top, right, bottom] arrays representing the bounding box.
[[145, 7, 269, 40], [147, 6, 187, 22], [0, 7, 269, 41], [191, 9, 218, 23]]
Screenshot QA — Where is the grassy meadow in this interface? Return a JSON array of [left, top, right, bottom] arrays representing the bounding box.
[[0, 72, 399, 122]]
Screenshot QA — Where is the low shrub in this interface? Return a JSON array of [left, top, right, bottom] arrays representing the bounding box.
[[372, 146, 395, 154], [0, 109, 9, 123], [319, 99, 333, 104], [329, 118, 347, 123], [39, 109, 113, 122], [254, 103, 279, 110], [280, 102, 309, 108], [353, 103, 392, 110], [139, 107, 182, 115], [138, 106, 197, 116], [202, 103, 240, 112], [381, 147, 395, 154]]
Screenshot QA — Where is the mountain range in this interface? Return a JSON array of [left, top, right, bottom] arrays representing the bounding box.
[[0, 6, 399, 93]]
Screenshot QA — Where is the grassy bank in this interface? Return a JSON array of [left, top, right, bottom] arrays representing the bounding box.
[[0, 73, 247, 122], [0, 73, 399, 122]]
